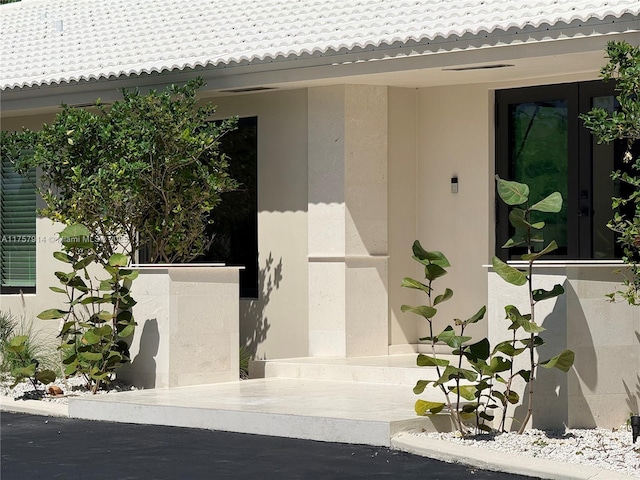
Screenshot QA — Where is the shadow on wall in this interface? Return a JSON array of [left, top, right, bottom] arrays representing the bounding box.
[[523, 287, 572, 429], [624, 374, 640, 416], [240, 253, 282, 361], [528, 278, 597, 429], [625, 330, 640, 415], [123, 318, 159, 389], [509, 278, 595, 430]]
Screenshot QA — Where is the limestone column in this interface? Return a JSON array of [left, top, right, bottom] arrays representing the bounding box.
[[307, 85, 389, 357]]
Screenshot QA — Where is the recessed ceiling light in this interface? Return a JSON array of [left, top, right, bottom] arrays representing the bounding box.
[[63, 102, 110, 108], [443, 64, 515, 71], [218, 86, 277, 93]]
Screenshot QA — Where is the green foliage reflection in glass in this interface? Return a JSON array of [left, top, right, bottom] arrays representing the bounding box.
[[509, 100, 568, 254]]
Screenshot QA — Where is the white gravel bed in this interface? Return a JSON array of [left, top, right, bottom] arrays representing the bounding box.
[[415, 428, 640, 478], [0, 376, 137, 404]]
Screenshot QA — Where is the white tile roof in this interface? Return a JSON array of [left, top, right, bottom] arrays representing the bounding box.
[[1, 0, 639, 90]]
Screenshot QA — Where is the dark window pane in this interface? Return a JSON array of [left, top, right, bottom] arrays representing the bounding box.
[[202, 117, 258, 298], [589, 95, 640, 261], [591, 96, 618, 259], [508, 100, 568, 255]]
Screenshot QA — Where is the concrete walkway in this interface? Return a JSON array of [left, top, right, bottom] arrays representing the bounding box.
[[0, 379, 634, 479]]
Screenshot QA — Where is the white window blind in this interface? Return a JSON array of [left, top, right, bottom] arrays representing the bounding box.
[[0, 156, 36, 290]]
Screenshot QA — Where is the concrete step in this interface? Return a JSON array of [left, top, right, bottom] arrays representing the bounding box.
[[250, 353, 467, 387], [68, 378, 454, 447]]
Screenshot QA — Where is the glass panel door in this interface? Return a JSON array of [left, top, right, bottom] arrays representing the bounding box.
[[509, 100, 569, 255], [497, 80, 624, 261], [579, 81, 631, 260], [496, 83, 578, 259], [590, 95, 617, 259]]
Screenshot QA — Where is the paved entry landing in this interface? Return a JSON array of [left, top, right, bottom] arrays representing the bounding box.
[[69, 355, 451, 447]]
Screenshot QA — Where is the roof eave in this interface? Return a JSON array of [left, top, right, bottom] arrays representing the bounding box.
[[2, 15, 639, 117]]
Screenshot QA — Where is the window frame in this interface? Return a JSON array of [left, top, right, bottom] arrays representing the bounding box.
[[495, 80, 618, 261]]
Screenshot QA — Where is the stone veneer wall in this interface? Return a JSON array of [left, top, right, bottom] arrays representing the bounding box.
[[118, 266, 241, 388], [488, 265, 640, 430]]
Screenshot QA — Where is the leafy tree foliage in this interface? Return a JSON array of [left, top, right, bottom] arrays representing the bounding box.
[[9, 78, 238, 264], [581, 41, 640, 304]]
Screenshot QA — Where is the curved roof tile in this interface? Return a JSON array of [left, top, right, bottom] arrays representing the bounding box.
[[1, 0, 639, 89]]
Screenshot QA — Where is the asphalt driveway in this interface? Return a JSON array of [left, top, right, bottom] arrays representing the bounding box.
[[1, 413, 536, 479]]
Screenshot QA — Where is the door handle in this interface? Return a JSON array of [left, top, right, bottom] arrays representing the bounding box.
[[577, 207, 590, 217]]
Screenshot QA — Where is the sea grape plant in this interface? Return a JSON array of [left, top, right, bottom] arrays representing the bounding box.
[[38, 224, 138, 393], [402, 241, 490, 434], [405, 177, 575, 434], [491, 176, 575, 433]]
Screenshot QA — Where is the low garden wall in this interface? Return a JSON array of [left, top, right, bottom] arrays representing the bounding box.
[[118, 265, 241, 389], [488, 264, 639, 430]]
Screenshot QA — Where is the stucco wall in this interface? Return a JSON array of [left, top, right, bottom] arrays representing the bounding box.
[[211, 89, 310, 360], [388, 87, 419, 347], [415, 84, 493, 341]]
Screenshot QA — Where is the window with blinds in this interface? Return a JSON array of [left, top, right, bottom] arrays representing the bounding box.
[[0, 156, 36, 293]]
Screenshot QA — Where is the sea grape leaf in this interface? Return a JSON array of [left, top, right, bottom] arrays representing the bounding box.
[[532, 284, 565, 302], [540, 350, 575, 372], [401, 304, 437, 319], [496, 176, 529, 205], [415, 400, 445, 416], [530, 191, 563, 213], [434, 288, 453, 306], [417, 354, 450, 367], [401, 277, 431, 294], [492, 256, 527, 286]]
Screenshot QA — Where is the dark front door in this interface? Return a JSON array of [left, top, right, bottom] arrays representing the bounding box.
[[495, 80, 632, 261]]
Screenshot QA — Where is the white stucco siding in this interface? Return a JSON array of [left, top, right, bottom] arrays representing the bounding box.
[[416, 84, 492, 341], [211, 89, 310, 360], [388, 87, 420, 347]]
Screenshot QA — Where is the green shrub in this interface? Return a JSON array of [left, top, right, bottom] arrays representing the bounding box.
[[581, 40, 640, 304], [0, 311, 59, 391], [8, 78, 238, 265], [239, 345, 250, 379]]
